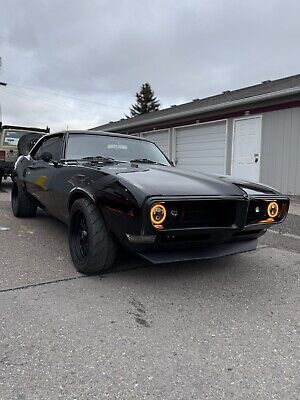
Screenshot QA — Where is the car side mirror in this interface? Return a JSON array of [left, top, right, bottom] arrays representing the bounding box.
[[40, 152, 53, 163]]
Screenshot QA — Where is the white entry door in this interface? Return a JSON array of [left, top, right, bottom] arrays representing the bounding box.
[[232, 116, 262, 182]]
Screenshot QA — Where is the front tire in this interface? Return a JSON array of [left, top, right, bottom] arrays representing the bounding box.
[[69, 198, 116, 274], [11, 179, 37, 217]]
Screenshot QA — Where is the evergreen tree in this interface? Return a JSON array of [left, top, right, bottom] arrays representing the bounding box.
[[128, 83, 160, 117]]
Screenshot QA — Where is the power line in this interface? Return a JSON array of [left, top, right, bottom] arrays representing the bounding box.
[[3, 87, 117, 124], [2, 80, 127, 111], [3, 87, 82, 112]]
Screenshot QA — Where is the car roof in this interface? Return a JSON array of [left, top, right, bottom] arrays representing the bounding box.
[[50, 130, 149, 142]]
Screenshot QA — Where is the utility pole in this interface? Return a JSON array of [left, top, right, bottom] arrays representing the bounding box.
[[0, 81, 7, 127], [0, 57, 7, 127]]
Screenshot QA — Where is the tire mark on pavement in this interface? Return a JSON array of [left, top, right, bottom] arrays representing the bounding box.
[[129, 297, 152, 328], [0, 275, 88, 294]]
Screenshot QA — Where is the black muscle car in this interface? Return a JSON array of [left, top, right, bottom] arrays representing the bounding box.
[[11, 130, 289, 274]]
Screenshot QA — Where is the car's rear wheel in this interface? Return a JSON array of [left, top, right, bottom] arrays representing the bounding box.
[[69, 198, 116, 274], [11, 179, 37, 217]]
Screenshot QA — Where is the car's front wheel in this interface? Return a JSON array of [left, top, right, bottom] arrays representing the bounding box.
[[69, 198, 116, 275], [11, 179, 37, 217]]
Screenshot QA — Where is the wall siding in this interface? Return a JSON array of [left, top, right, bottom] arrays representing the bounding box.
[[261, 107, 300, 194]]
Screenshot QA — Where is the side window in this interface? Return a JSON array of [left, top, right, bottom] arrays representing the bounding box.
[[34, 136, 63, 160]]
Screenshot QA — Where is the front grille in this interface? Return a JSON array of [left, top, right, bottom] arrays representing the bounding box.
[[163, 200, 237, 229]]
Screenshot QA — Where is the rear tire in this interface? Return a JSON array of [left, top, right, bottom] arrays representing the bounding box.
[[11, 179, 37, 217], [69, 198, 116, 275]]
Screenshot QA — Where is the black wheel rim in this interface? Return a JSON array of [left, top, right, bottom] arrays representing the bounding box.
[[72, 211, 89, 261]]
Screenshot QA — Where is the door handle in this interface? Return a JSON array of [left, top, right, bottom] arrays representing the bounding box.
[[254, 153, 259, 163]]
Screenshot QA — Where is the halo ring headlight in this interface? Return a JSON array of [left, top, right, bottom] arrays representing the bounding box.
[[150, 203, 166, 226], [267, 201, 279, 218]]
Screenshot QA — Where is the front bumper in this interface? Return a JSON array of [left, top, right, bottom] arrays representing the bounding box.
[[122, 194, 289, 260], [125, 223, 266, 252]]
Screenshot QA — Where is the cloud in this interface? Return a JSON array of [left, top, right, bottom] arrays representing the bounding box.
[[1, 0, 300, 130]]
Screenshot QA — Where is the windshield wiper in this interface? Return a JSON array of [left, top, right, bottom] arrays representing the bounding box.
[[130, 158, 164, 165], [81, 155, 122, 163]]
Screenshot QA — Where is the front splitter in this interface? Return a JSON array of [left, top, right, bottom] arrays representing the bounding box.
[[137, 239, 258, 264]]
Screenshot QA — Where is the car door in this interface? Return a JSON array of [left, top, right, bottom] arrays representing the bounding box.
[[25, 134, 64, 214]]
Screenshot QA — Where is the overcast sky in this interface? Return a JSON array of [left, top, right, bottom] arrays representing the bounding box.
[[1, 0, 300, 131]]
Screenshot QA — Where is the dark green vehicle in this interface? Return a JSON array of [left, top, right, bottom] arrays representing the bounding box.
[[0, 124, 49, 186]]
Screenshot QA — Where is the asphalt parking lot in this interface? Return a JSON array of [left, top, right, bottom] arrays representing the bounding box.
[[0, 180, 299, 400]]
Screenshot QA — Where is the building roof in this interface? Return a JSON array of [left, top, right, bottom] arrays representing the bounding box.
[[93, 73, 300, 132]]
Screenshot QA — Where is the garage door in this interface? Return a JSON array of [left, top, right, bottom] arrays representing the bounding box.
[[175, 121, 227, 174], [141, 129, 170, 158]]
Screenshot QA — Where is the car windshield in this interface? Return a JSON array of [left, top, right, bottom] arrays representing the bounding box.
[[2, 130, 28, 146], [66, 134, 171, 166]]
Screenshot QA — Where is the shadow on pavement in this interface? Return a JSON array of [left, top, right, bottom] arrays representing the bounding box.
[[0, 179, 12, 193]]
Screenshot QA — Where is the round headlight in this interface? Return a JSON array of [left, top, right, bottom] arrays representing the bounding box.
[[267, 201, 279, 218], [150, 203, 166, 226]]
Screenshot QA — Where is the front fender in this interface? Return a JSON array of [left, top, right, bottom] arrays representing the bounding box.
[[94, 180, 144, 242], [217, 175, 280, 195], [67, 188, 96, 211], [12, 155, 31, 184]]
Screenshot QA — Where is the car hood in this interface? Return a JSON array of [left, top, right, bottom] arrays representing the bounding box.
[[100, 163, 246, 197]]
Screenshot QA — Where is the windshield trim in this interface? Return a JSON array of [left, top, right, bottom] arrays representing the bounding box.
[[65, 133, 171, 167]]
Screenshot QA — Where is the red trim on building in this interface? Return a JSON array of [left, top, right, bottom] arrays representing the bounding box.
[[116, 99, 300, 134]]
